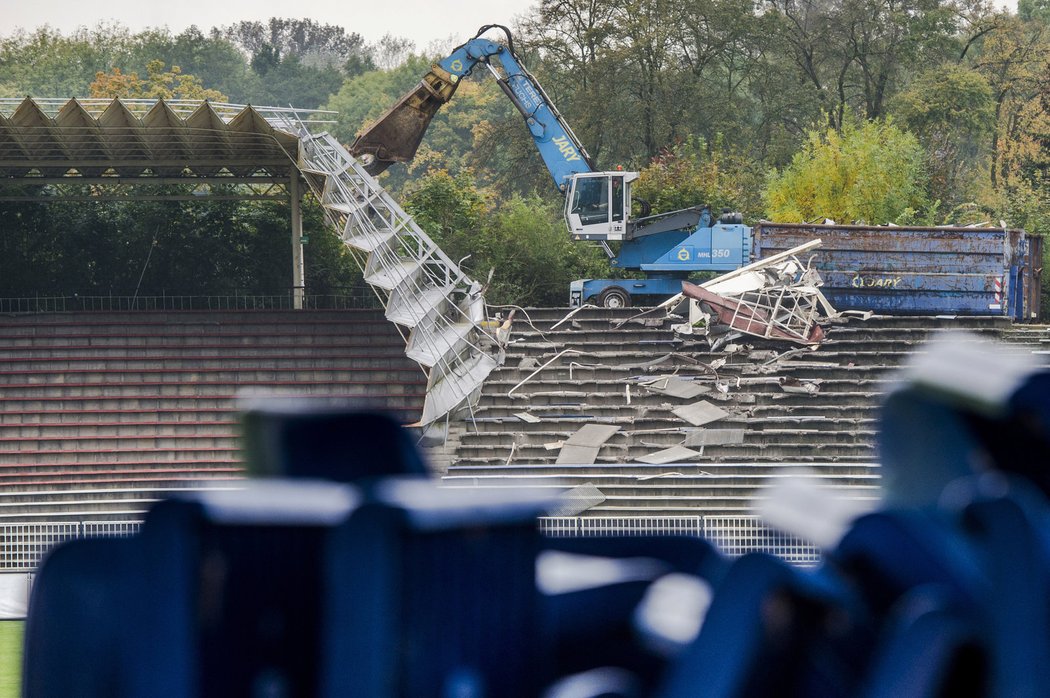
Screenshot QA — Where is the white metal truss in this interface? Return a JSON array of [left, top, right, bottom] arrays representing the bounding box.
[[275, 121, 499, 426]]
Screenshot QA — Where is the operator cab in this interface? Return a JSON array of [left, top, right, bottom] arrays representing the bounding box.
[[565, 172, 639, 242]]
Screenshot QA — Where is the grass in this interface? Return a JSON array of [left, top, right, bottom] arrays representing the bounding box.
[[0, 621, 22, 698]]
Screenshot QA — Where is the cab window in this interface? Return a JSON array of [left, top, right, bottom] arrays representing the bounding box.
[[611, 176, 625, 223], [570, 177, 609, 225]]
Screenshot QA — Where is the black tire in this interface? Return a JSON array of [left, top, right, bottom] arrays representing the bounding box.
[[597, 286, 631, 309]]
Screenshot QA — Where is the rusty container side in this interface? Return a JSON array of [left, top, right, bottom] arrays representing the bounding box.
[[754, 223, 1033, 320]]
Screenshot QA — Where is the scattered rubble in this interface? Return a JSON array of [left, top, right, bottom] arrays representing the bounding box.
[[777, 376, 823, 395], [683, 429, 746, 448], [476, 258, 876, 476], [637, 445, 702, 465], [551, 483, 606, 515], [639, 376, 711, 399], [671, 400, 730, 427], [555, 424, 621, 465]]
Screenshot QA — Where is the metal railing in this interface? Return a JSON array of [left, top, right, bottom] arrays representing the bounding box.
[[700, 515, 822, 565], [2, 516, 820, 572], [540, 516, 704, 537], [0, 521, 142, 571], [0, 290, 382, 314], [539, 515, 821, 566]]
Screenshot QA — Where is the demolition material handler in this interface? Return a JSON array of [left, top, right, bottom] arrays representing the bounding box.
[[350, 24, 751, 308]]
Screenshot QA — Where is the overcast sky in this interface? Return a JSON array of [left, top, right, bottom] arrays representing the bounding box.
[[2, 0, 538, 50], [2, 0, 1019, 49]]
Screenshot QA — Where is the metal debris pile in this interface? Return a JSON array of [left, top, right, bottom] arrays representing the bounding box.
[[668, 240, 839, 349]]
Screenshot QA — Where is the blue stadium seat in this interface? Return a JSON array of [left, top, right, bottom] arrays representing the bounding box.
[[657, 553, 861, 697], [321, 480, 554, 698], [241, 401, 428, 482], [857, 586, 985, 698], [23, 537, 139, 698]]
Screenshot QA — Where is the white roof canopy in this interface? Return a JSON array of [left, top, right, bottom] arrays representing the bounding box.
[[0, 98, 329, 201]]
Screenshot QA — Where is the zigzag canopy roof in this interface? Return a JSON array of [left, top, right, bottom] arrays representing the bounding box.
[[0, 98, 317, 182]]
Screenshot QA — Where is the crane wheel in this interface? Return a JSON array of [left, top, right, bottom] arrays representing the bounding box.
[[597, 287, 631, 309]]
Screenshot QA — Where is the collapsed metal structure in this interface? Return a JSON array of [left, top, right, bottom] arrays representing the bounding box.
[[0, 97, 498, 426], [669, 240, 839, 347]]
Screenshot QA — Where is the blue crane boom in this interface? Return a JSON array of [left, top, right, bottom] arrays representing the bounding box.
[[352, 25, 593, 190], [437, 29, 595, 190]]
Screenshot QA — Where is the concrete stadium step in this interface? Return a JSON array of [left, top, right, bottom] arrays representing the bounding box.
[[0, 366, 424, 384], [0, 350, 416, 367], [0, 407, 233, 426], [0, 333, 407, 351], [0, 396, 235, 410], [446, 460, 881, 477], [0, 420, 236, 439], [0, 383, 425, 404], [0, 459, 242, 477], [0, 457, 242, 472], [0, 308, 390, 328], [440, 307, 1039, 516], [0, 485, 243, 520], [455, 435, 879, 459], [0, 321, 400, 341], [0, 396, 422, 422], [443, 472, 881, 492], [0, 446, 240, 467], [0, 470, 242, 489], [0, 434, 239, 453], [451, 441, 878, 465]]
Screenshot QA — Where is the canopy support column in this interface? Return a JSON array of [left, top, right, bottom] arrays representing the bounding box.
[[290, 173, 305, 310]]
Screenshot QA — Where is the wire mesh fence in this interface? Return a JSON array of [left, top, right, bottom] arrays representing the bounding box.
[[0, 523, 82, 570], [2, 516, 820, 571], [0, 290, 382, 313], [540, 516, 705, 537], [0, 521, 147, 571], [538, 515, 821, 566], [81, 521, 144, 539], [702, 515, 822, 565]]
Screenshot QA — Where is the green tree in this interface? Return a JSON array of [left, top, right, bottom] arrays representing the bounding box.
[[970, 14, 1050, 187], [0, 25, 134, 96], [218, 18, 371, 108], [130, 27, 255, 102], [1019, 0, 1050, 24], [762, 0, 959, 129], [634, 137, 766, 219], [90, 60, 227, 100], [220, 18, 370, 67], [402, 169, 604, 305], [893, 63, 995, 204], [403, 169, 486, 265], [481, 194, 606, 306], [765, 118, 928, 223]]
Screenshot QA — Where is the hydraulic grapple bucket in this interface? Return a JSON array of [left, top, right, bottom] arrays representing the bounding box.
[[349, 66, 461, 176]]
